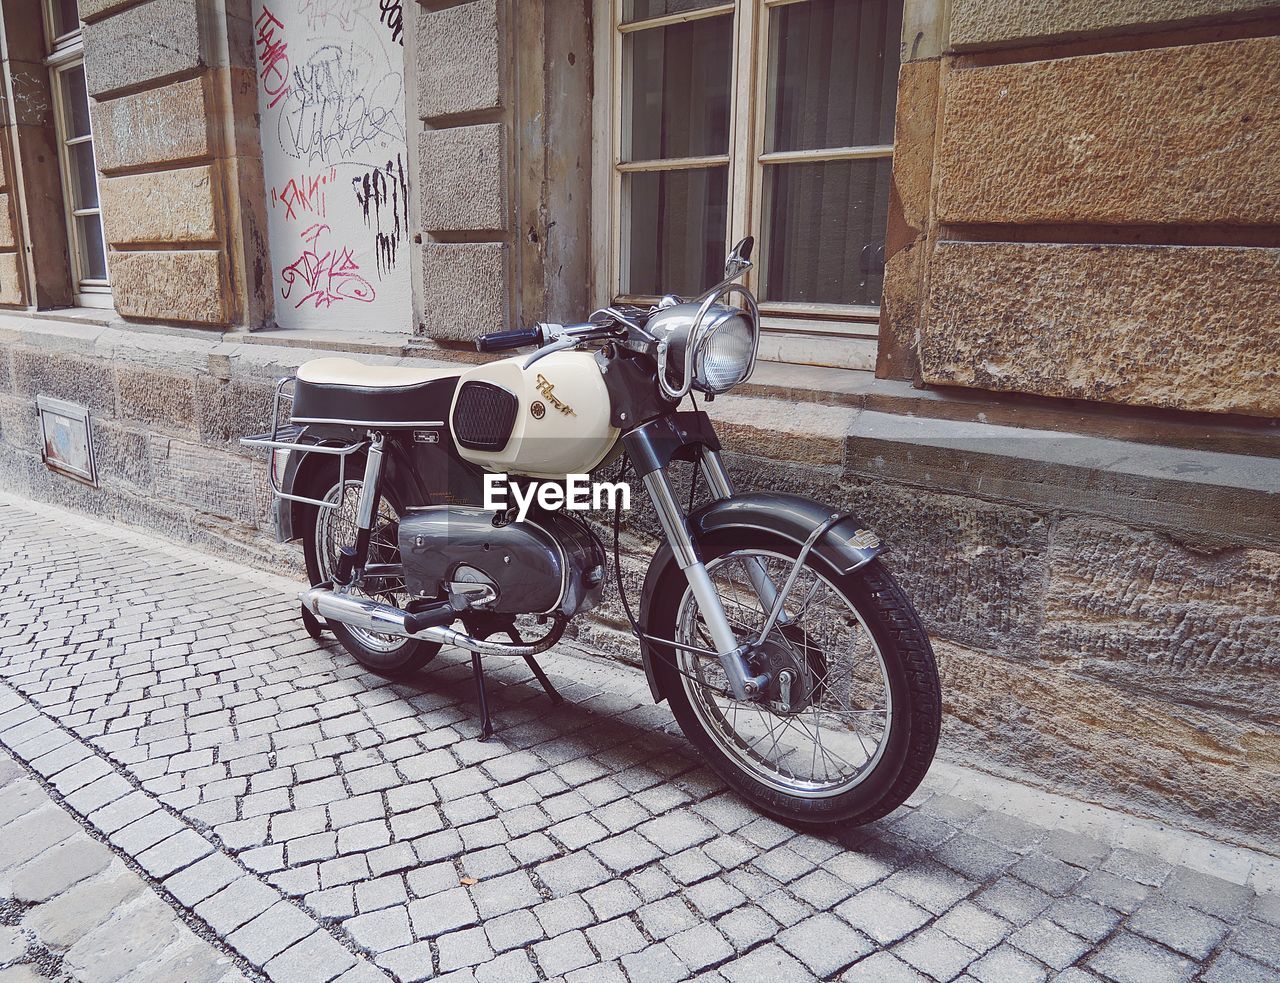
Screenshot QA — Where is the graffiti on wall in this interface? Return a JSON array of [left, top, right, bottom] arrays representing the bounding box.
[[253, 1, 410, 331]]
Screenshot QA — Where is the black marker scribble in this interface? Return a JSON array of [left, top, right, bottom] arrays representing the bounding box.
[[353, 154, 410, 277], [379, 0, 403, 45], [276, 43, 405, 164]]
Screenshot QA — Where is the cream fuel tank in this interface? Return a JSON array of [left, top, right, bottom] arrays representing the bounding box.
[[449, 349, 619, 479]]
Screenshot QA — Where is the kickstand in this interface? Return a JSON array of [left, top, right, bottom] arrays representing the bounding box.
[[523, 655, 564, 706], [471, 653, 494, 742]]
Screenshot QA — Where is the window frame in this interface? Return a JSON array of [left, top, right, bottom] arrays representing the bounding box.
[[43, 1, 112, 309], [596, 0, 899, 367]]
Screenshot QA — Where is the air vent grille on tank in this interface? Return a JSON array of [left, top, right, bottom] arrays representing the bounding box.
[[452, 381, 518, 451]]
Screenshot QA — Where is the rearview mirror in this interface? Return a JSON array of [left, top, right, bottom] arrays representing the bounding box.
[[726, 236, 755, 277]]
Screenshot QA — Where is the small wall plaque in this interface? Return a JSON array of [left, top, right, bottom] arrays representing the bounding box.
[[36, 395, 97, 486]]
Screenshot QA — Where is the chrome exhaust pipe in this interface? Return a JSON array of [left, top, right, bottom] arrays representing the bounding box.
[[299, 585, 561, 657]]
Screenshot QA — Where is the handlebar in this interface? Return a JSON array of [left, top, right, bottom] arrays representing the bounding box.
[[475, 326, 543, 353]]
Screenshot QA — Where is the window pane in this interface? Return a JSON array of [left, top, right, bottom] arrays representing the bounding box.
[[760, 158, 891, 306], [59, 65, 92, 140], [624, 167, 727, 297], [622, 0, 725, 24], [68, 141, 99, 209], [51, 0, 80, 38], [624, 16, 731, 161], [77, 214, 108, 282], [766, 0, 902, 152]]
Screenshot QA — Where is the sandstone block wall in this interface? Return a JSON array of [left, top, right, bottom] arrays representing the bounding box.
[[879, 0, 1280, 419], [408, 0, 594, 342], [80, 0, 269, 327]]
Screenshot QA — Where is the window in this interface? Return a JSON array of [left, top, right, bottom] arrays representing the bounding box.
[[602, 0, 902, 367], [45, 0, 111, 308]]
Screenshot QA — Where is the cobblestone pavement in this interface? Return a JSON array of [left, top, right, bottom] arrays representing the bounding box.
[[0, 492, 1278, 983], [0, 749, 247, 983]]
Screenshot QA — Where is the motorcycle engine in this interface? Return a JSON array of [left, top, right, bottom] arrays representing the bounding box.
[[398, 506, 604, 617]]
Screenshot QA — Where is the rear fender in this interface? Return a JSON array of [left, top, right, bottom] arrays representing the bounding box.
[[637, 491, 883, 702]]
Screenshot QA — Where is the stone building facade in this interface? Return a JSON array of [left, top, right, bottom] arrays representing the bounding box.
[[0, 0, 1276, 853]]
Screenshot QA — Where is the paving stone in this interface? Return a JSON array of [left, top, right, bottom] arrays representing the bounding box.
[[936, 901, 1016, 954], [621, 943, 690, 983], [934, 834, 1020, 882], [10, 835, 112, 902], [376, 941, 436, 982], [471, 870, 540, 918], [21, 862, 146, 950], [1101, 848, 1172, 887], [1009, 853, 1085, 898], [1009, 918, 1091, 970], [974, 878, 1054, 926], [1087, 933, 1197, 983], [226, 900, 317, 967], [408, 887, 478, 938], [896, 926, 980, 980], [885, 863, 975, 915], [588, 830, 664, 873], [1127, 900, 1230, 960], [720, 942, 810, 983], [536, 852, 612, 895], [475, 948, 538, 983], [1044, 897, 1121, 944], [533, 929, 596, 976], [1230, 919, 1280, 970], [436, 925, 493, 972], [135, 827, 214, 878], [346, 906, 413, 953], [62, 893, 189, 983], [355, 874, 409, 913], [485, 908, 544, 953], [840, 952, 930, 982], [639, 896, 702, 940], [837, 885, 931, 945], [587, 916, 649, 960], [1160, 867, 1254, 922], [1076, 870, 1150, 914], [1201, 949, 1279, 983], [716, 905, 779, 952], [535, 895, 595, 936], [967, 942, 1049, 983], [195, 876, 283, 935], [263, 930, 360, 983], [778, 912, 873, 976]]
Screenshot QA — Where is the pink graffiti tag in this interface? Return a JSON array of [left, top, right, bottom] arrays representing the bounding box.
[[255, 7, 291, 108], [271, 167, 337, 220], [280, 224, 376, 309]]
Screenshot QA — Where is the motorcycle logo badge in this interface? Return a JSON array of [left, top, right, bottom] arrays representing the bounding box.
[[534, 374, 577, 417], [530, 401, 546, 420]]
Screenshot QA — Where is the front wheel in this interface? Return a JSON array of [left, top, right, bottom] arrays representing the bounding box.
[[647, 531, 940, 826]]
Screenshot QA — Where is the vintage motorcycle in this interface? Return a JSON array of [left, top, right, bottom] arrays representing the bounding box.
[[244, 239, 940, 825]]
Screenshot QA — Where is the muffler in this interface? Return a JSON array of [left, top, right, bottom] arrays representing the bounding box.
[[299, 585, 561, 656]]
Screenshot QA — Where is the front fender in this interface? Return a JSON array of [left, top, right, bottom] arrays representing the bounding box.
[[637, 491, 883, 701]]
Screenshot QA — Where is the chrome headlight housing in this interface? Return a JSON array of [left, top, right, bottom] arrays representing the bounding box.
[[648, 290, 760, 399]]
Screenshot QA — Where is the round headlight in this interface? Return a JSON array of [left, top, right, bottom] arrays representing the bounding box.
[[693, 312, 754, 394]]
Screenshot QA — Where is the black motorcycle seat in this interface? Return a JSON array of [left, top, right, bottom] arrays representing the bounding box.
[[291, 357, 460, 427]]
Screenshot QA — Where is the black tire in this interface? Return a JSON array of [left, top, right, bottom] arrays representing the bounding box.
[[300, 456, 440, 679], [646, 530, 940, 826]]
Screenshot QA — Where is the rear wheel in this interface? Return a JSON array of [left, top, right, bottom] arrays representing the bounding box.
[[647, 530, 940, 825], [301, 458, 440, 678]]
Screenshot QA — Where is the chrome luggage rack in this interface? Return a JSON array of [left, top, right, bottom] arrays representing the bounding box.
[[239, 376, 367, 511]]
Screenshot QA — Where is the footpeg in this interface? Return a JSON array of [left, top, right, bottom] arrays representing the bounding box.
[[403, 597, 464, 636]]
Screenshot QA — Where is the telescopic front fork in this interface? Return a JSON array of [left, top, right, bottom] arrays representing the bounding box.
[[640, 461, 769, 701]]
